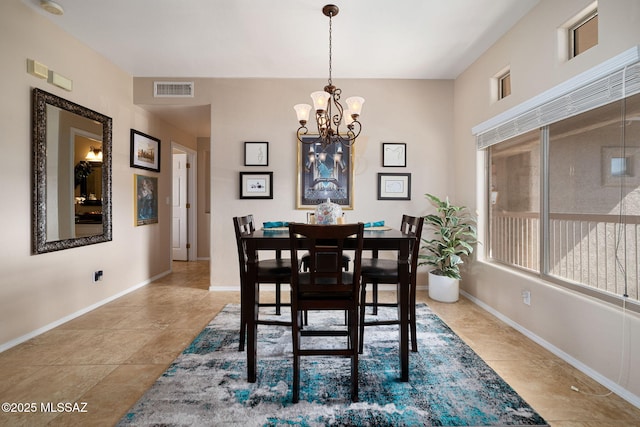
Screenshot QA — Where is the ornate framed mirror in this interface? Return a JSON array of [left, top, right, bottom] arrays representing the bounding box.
[[32, 88, 113, 254]]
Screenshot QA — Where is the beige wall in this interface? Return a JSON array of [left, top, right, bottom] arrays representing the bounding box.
[[207, 78, 454, 288], [455, 0, 640, 402], [0, 0, 197, 347]]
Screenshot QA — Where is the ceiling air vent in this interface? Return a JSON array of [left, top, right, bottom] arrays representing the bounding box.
[[154, 81, 194, 98]]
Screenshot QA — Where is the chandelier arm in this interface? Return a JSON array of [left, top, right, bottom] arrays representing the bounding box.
[[335, 120, 361, 147], [297, 126, 315, 145], [315, 110, 330, 140], [331, 93, 344, 127]]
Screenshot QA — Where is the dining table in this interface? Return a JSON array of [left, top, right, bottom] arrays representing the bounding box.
[[241, 226, 415, 383]]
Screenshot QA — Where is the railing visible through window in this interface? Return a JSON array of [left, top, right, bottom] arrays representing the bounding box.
[[490, 211, 639, 302]]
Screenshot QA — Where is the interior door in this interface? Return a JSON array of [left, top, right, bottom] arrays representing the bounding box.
[[172, 152, 188, 260]]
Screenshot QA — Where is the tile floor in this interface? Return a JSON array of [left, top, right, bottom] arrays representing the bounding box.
[[0, 260, 638, 426]]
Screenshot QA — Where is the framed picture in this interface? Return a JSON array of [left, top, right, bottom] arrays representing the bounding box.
[[297, 136, 354, 209], [382, 142, 407, 167], [134, 174, 158, 226], [240, 171, 273, 199], [130, 129, 161, 172], [378, 173, 411, 200], [244, 141, 269, 166]]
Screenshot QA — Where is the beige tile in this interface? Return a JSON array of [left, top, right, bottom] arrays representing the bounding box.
[[0, 365, 44, 395], [57, 304, 138, 330], [124, 328, 200, 364], [53, 329, 162, 365], [0, 364, 116, 427], [47, 364, 168, 427]]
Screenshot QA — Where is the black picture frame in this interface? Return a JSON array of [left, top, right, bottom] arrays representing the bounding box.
[[239, 171, 273, 199], [130, 129, 161, 172], [378, 173, 411, 200], [382, 142, 407, 167], [244, 141, 269, 166]]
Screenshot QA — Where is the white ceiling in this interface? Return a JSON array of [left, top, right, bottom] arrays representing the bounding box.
[[23, 0, 539, 135]]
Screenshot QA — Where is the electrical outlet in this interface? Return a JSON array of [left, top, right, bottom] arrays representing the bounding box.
[[522, 290, 531, 306], [93, 270, 103, 283]]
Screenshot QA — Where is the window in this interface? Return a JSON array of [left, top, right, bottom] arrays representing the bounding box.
[[492, 67, 511, 102], [570, 10, 598, 58], [499, 71, 511, 99], [489, 130, 540, 272], [487, 93, 640, 307]]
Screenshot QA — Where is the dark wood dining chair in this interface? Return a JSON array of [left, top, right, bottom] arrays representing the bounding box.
[[234, 215, 292, 352], [358, 214, 424, 354], [288, 222, 364, 403]]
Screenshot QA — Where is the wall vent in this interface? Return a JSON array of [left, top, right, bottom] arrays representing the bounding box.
[[154, 81, 194, 98]]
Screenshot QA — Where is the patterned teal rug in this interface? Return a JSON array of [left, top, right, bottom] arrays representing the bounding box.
[[118, 304, 548, 426]]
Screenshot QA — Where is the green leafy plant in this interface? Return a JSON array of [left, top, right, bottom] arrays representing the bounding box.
[[419, 193, 478, 279]]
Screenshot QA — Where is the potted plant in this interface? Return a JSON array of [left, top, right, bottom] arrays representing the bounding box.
[[419, 193, 478, 302]]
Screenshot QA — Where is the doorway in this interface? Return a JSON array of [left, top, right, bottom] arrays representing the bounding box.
[[172, 143, 197, 261]]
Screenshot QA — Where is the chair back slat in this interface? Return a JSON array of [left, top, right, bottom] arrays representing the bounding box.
[[289, 223, 364, 302], [233, 215, 257, 275], [401, 214, 424, 276]]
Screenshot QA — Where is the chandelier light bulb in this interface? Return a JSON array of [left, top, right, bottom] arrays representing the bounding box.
[[345, 97, 365, 116], [294, 104, 312, 124], [310, 91, 331, 112]]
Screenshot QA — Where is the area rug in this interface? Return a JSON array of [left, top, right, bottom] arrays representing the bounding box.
[[118, 304, 548, 426]]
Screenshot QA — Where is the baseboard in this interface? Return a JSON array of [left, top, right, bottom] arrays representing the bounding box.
[[460, 290, 640, 409], [0, 269, 171, 353]]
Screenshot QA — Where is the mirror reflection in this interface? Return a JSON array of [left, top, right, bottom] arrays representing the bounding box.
[[33, 88, 112, 254], [73, 134, 103, 238]]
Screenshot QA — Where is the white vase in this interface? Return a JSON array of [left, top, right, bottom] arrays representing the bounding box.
[[428, 271, 459, 303]]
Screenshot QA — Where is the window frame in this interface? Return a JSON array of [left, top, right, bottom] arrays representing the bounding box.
[[498, 71, 511, 100], [569, 10, 598, 59]]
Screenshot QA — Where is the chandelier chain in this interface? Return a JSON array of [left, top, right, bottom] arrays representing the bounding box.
[[328, 12, 333, 85]]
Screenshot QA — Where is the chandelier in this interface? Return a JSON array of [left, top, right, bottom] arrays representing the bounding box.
[[294, 4, 364, 149]]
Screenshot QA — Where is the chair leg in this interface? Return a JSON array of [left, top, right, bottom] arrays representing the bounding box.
[[358, 281, 367, 354], [350, 307, 359, 402], [291, 308, 301, 403], [275, 282, 282, 315], [239, 284, 246, 351], [410, 285, 418, 352], [372, 281, 379, 315], [293, 353, 300, 403]]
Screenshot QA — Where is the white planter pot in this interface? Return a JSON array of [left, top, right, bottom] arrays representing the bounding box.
[[428, 272, 459, 303]]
